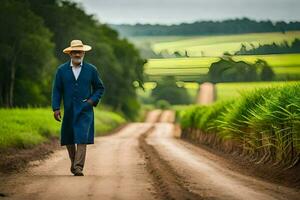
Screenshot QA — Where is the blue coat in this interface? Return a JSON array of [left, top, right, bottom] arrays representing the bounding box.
[[51, 61, 105, 146]]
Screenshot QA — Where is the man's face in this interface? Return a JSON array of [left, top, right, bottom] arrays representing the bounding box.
[[69, 50, 85, 65]]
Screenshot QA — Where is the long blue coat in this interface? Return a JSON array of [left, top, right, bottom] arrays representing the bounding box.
[[51, 61, 105, 146]]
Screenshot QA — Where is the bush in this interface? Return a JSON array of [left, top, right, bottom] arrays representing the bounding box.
[[156, 100, 171, 109], [151, 76, 191, 104]]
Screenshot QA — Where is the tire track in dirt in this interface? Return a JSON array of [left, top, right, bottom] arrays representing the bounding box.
[[139, 127, 204, 200], [140, 109, 204, 200]]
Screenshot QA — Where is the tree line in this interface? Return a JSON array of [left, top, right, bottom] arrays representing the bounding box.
[[235, 38, 300, 55], [0, 0, 146, 120], [110, 18, 300, 37]]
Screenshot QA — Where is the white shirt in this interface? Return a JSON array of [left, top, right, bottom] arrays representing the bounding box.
[[70, 60, 83, 80]]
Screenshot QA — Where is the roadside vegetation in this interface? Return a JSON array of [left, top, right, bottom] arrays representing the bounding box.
[[177, 83, 300, 167], [0, 107, 126, 149]]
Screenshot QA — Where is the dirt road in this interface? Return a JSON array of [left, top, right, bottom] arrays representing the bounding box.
[[0, 110, 299, 200], [197, 82, 216, 104]]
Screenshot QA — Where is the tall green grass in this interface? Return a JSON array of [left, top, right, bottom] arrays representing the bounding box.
[[0, 108, 126, 149], [178, 83, 300, 167]]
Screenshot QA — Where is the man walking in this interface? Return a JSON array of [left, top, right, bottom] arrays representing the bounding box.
[[51, 40, 105, 176]]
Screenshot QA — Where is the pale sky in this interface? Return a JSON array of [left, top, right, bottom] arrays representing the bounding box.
[[74, 0, 300, 25]]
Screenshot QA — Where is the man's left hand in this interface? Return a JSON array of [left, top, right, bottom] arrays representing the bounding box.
[[87, 99, 94, 106]]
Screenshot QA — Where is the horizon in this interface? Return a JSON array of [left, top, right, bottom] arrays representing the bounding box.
[[107, 17, 300, 26]]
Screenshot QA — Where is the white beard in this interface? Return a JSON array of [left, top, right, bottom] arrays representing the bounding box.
[[72, 56, 84, 64]]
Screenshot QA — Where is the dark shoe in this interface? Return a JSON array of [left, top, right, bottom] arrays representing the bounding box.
[[70, 166, 76, 175], [74, 169, 84, 176]]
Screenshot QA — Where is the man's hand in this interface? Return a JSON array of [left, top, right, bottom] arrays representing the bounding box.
[[54, 110, 62, 122], [87, 99, 94, 106]]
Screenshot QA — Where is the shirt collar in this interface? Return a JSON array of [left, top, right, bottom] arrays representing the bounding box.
[[70, 60, 83, 68]]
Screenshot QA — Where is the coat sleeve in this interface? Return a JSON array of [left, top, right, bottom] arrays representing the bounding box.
[[51, 68, 63, 111], [89, 67, 105, 107]]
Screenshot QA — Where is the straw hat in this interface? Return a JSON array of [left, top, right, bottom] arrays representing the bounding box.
[[63, 40, 92, 54]]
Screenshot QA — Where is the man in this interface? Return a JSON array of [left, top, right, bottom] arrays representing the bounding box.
[[51, 40, 105, 176]]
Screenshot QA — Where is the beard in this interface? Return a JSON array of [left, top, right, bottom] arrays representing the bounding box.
[[72, 56, 84, 64]]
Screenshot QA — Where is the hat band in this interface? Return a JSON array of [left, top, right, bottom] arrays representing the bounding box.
[[71, 45, 84, 47]]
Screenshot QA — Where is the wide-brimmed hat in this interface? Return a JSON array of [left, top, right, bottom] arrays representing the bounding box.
[[63, 40, 92, 54]]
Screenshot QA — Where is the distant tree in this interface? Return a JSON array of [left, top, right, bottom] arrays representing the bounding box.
[[156, 99, 171, 109], [173, 50, 189, 58], [235, 38, 300, 55], [208, 58, 232, 83], [260, 66, 275, 81], [237, 44, 248, 54], [110, 18, 300, 37], [200, 51, 205, 57], [174, 51, 182, 57], [254, 59, 275, 81], [223, 52, 232, 56], [184, 50, 189, 57], [151, 76, 191, 105], [208, 57, 258, 83]]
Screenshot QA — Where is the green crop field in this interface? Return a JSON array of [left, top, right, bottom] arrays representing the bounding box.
[[137, 32, 300, 103], [130, 31, 300, 57], [215, 81, 300, 101], [144, 54, 300, 81], [130, 32, 300, 82]]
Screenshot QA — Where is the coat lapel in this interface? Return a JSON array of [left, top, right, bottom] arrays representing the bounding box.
[[67, 61, 76, 82]]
